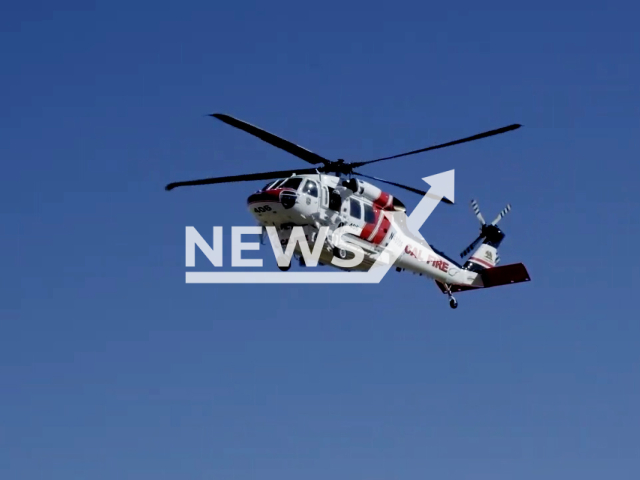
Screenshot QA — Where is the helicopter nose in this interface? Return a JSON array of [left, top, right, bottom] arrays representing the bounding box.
[[247, 189, 279, 205], [247, 188, 298, 212]]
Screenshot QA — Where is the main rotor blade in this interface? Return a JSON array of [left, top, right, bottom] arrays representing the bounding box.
[[352, 124, 522, 167], [211, 114, 330, 166], [165, 168, 318, 191], [353, 171, 453, 204]]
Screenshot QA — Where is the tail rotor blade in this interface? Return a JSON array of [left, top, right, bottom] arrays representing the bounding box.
[[470, 199, 485, 225], [491, 204, 511, 225], [460, 235, 484, 258]]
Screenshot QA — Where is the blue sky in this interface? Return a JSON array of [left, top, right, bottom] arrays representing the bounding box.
[[2, 1, 639, 479]]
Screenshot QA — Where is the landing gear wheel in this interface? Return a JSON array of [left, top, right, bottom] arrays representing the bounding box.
[[332, 247, 347, 260], [443, 283, 458, 309]]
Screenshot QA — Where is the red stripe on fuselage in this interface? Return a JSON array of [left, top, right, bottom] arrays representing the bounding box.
[[372, 217, 391, 244], [360, 222, 375, 241], [469, 257, 494, 268], [359, 207, 390, 245], [374, 192, 394, 210]]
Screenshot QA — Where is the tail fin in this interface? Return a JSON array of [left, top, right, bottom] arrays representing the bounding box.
[[464, 243, 498, 272], [438, 200, 529, 298], [460, 199, 510, 272]]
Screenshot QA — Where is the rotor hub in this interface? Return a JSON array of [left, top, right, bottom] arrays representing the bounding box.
[[480, 224, 505, 247]]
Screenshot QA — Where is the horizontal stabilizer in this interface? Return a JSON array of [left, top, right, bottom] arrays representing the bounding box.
[[435, 263, 530, 294], [481, 263, 530, 288]]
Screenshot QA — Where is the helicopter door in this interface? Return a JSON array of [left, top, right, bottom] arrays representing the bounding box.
[[347, 197, 365, 228], [301, 179, 320, 214]]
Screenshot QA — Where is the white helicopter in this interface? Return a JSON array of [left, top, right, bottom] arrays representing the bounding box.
[[166, 114, 531, 308]]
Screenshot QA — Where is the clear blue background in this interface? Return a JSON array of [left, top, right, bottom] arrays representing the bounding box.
[[2, 1, 639, 479]]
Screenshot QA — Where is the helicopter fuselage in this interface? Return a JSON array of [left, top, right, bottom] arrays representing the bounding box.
[[245, 173, 480, 287]]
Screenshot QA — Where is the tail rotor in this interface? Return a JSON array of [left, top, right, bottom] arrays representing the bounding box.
[[460, 199, 511, 259]]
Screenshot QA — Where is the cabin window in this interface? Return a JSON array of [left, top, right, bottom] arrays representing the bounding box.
[[350, 198, 362, 219], [280, 177, 302, 191], [303, 179, 318, 197], [328, 187, 341, 211], [364, 204, 376, 223]]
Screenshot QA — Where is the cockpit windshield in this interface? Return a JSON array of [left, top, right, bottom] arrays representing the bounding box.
[[279, 177, 303, 190], [262, 179, 284, 190], [261, 177, 302, 191]]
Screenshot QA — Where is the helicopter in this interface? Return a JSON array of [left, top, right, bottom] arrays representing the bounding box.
[[166, 114, 531, 308]]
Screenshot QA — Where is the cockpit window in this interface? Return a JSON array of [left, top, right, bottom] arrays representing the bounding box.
[[350, 198, 362, 219], [364, 204, 376, 223], [280, 177, 302, 190], [269, 179, 284, 189], [261, 180, 277, 191], [303, 180, 318, 197]]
